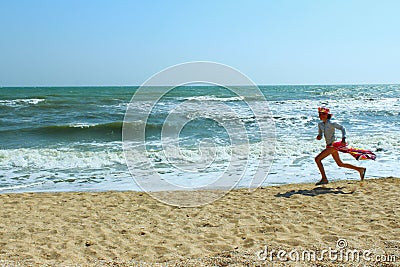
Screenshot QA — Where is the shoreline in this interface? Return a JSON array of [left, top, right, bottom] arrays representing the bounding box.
[[0, 176, 381, 196], [0, 177, 399, 266]]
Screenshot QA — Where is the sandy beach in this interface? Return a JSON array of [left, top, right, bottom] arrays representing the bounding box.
[[0, 177, 399, 266]]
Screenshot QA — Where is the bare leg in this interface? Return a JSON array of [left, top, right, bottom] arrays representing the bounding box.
[[331, 150, 366, 180], [315, 147, 336, 184]]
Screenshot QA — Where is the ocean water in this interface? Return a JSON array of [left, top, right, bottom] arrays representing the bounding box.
[[0, 85, 399, 193]]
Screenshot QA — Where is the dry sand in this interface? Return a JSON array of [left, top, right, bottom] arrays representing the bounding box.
[[0, 177, 399, 266]]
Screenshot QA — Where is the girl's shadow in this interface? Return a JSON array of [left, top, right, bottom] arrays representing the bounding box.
[[274, 186, 355, 198]]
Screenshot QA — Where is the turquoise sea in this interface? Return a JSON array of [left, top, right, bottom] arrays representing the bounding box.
[[0, 85, 398, 193]]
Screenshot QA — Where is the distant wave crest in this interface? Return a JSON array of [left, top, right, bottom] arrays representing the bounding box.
[[0, 98, 45, 107]]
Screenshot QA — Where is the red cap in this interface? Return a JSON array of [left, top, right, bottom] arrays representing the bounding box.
[[318, 107, 330, 114]]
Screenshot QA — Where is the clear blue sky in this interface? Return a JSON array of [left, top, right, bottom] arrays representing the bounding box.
[[1, 0, 399, 86]]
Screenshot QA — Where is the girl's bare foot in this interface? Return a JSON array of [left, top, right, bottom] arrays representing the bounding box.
[[316, 179, 329, 185]]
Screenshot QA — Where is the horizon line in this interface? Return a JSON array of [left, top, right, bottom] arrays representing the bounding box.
[[1, 82, 399, 88]]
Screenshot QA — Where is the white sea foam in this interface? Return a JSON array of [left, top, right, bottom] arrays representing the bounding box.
[[181, 95, 244, 102], [68, 122, 97, 128], [0, 98, 45, 107], [0, 144, 134, 193], [0, 147, 125, 170]]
